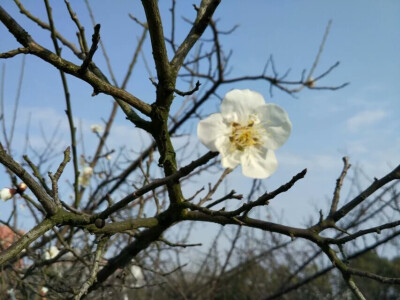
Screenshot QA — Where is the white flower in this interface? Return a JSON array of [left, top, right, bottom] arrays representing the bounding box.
[[90, 124, 103, 134], [106, 154, 112, 161], [44, 246, 59, 260], [78, 166, 93, 187], [197, 89, 291, 178], [40, 286, 49, 295], [1, 188, 14, 201], [78, 176, 90, 187], [131, 265, 145, 287], [82, 166, 93, 176]]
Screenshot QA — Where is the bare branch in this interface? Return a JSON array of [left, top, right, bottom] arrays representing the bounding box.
[[329, 156, 351, 214], [78, 24, 101, 75]]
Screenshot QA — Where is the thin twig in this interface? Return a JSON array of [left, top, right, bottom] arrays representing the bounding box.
[[79, 24, 100, 74], [43, 0, 81, 208], [0, 47, 29, 58], [74, 235, 109, 299], [329, 156, 351, 214]]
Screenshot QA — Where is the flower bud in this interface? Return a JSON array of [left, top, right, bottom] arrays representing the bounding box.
[[95, 218, 106, 228], [305, 78, 315, 88], [17, 182, 28, 194], [90, 124, 103, 134], [82, 166, 93, 176]]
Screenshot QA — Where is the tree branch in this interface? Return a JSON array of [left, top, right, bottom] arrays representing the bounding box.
[[0, 5, 152, 116], [171, 0, 221, 71]]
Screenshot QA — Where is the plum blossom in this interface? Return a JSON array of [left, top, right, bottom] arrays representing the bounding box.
[[1, 188, 15, 201], [78, 166, 93, 187], [90, 124, 103, 134], [131, 264, 145, 287], [40, 286, 49, 299], [197, 89, 291, 178], [7, 288, 16, 300], [44, 246, 59, 260]]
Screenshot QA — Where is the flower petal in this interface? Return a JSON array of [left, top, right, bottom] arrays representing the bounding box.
[[221, 89, 265, 122], [0, 188, 13, 201], [213, 137, 240, 169], [197, 113, 228, 151], [240, 148, 278, 178], [258, 103, 292, 149]]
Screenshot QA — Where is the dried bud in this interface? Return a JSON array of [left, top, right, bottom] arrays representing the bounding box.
[[95, 218, 105, 228]]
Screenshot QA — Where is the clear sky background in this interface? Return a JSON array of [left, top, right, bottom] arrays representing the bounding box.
[[0, 1, 399, 245]]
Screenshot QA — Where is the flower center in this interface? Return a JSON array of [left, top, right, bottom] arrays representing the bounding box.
[[229, 119, 263, 152]]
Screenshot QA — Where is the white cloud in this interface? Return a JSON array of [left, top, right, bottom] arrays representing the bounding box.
[[346, 109, 387, 132]]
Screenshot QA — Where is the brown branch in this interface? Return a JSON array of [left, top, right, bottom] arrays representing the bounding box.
[[325, 219, 400, 245], [182, 168, 307, 218], [48, 147, 71, 206], [329, 163, 400, 223], [79, 24, 100, 74], [205, 190, 243, 208], [307, 20, 332, 80], [84, 0, 118, 85], [0, 218, 54, 266], [184, 211, 312, 240], [84, 217, 159, 234], [0, 47, 29, 58], [0, 143, 58, 215], [13, 0, 83, 57], [64, 0, 88, 53], [95, 151, 218, 220], [198, 168, 232, 206], [22, 154, 52, 195], [158, 238, 202, 248], [43, 0, 81, 208], [348, 267, 400, 285], [74, 236, 109, 299], [174, 80, 201, 96], [141, 0, 171, 84], [88, 223, 168, 293], [0, 5, 152, 116], [171, 0, 221, 71], [329, 156, 351, 214]]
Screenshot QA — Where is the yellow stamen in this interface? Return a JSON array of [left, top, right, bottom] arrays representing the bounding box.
[[229, 119, 264, 152]]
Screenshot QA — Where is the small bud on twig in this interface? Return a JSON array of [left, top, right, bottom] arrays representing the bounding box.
[[17, 182, 28, 194], [95, 218, 106, 228]]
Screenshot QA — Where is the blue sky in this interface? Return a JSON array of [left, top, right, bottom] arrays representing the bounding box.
[[0, 1, 399, 236]]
